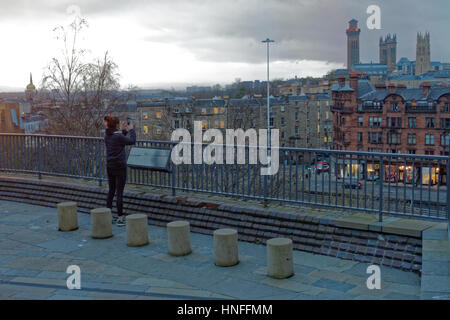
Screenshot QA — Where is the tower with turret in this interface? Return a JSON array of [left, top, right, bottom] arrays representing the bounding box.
[[25, 73, 37, 102], [379, 34, 397, 73], [346, 19, 360, 71], [415, 32, 431, 75]]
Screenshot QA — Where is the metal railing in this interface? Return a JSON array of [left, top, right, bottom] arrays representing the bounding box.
[[0, 133, 449, 222]]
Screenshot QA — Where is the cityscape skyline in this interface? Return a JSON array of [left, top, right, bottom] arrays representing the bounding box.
[[0, 0, 449, 91]]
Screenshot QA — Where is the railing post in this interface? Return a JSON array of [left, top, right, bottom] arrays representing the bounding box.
[[37, 136, 42, 180], [171, 145, 176, 196], [379, 156, 383, 223], [98, 141, 103, 187], [447, 155, 450, 243]]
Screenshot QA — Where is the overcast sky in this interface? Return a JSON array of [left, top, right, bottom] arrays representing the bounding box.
[[0, 0, 449, 90]]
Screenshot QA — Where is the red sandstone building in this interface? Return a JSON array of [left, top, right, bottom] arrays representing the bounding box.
[[331, 73, 450, 185]]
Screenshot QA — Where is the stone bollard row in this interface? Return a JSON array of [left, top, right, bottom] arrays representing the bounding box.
[[63, 204, 294, 279]]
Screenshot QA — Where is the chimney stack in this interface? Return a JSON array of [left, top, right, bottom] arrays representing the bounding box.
[[421, 82, 431, 97], [375, 83, 386, 90], [338, 76, 345, 88], [387, 83, 396, 95], [349, 72, 361, 90]]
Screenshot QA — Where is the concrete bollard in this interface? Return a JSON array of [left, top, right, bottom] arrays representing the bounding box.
[[267, 238, 294, 279], [167, 221, 192, 256], [57, 202, 78, 231], [126, 214, 149, 247], [213, 229, 239, 267], [90, 208, 113, 239]]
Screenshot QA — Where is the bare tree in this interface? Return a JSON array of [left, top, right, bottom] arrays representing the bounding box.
[[40, 16, 124, 137]]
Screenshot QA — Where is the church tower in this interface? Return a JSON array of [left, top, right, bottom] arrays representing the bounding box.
[[415, 32, 431, 75], [346, 19, 360, 71], [379, 34, 397, 73], [25, 73, 37, 102]]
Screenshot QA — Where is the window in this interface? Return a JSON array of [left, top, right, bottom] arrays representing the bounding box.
[[156, 126, 161, 135], [156, 111, 162, 119], [408, 117, 416, 128], [295, 126, 299, 135], [281, 117, 285, 126], [219, 107, 225, 114], [270, 117, 274, 127], [213, 107, 219, 114], [281, 105, 285, 112], [425, 150, 434, 155], [219, 121, 225, 128], [425, 134, 434, 145], [295, 112, 299, 121], [317, 124, 320, 133], [407, 134, 416, 145], [358, 132, 363, 143], [390, 102, 399, 112], [408, 149, 416, 154], [143, 125, 148, 134], [369, 117, 382, 127], [388, 133, 401, 144], [214, 120, 219, 128], [443, 103, 449, 112], [325, 111, 329, 119], [281, 131, 285, 139], [358, 117, 363, 127], [185, 107, 192, 113], [388, 117, 402, 128], [143, 112, 148, 119], [201, 108, 207, 114], [441, 118, 450, 129], [173, 108, 180, 114], [369, 132, 382, 144], [426, 118, 435, 128], [441, 134, 450, 146], [201, 120, 208, 130], [174, 120, 180, 129]]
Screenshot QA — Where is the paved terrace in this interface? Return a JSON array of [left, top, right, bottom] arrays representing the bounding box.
[[0, 200, 430, 300]]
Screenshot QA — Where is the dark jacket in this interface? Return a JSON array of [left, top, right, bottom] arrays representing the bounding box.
[[104, 128, 136, 171]]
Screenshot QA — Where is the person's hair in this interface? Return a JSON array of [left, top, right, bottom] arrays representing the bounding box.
[[104, 114, 120, 129]]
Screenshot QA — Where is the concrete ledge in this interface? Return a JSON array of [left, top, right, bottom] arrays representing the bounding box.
[[383, 219, 438, 238]]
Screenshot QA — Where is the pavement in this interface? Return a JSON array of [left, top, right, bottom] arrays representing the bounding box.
[[0, 200, 424, 300]]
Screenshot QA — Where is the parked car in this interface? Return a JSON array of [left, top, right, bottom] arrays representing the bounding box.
[[313, 160, 330, 172], [343, 181, 363, 189]]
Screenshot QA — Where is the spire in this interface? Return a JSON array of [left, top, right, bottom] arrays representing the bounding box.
[[30, 73, 33, 85]]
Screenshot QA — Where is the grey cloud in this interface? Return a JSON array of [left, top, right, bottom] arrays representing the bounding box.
[[2, 0, 449, 65]]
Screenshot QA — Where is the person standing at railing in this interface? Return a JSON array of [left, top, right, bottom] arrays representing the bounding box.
[[103, 115, 136, 226]]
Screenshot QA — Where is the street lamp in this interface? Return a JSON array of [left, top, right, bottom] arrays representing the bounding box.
[[262, 38, 275, 148], [262, 38, 274, 201]]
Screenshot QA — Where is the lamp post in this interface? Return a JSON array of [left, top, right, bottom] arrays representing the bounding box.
[[262, 38, 274, 201]]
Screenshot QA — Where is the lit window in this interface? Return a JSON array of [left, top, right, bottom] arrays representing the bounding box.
[[143, 112, 148, 119], [201, 108, 207, 114], [202, 120, 208, 130], [143, 125, 148, 134], [156, 126, 161, 135], [219, 121, 225, 128], [156, 111, 162, 119], [213, 107, 219, 114]]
